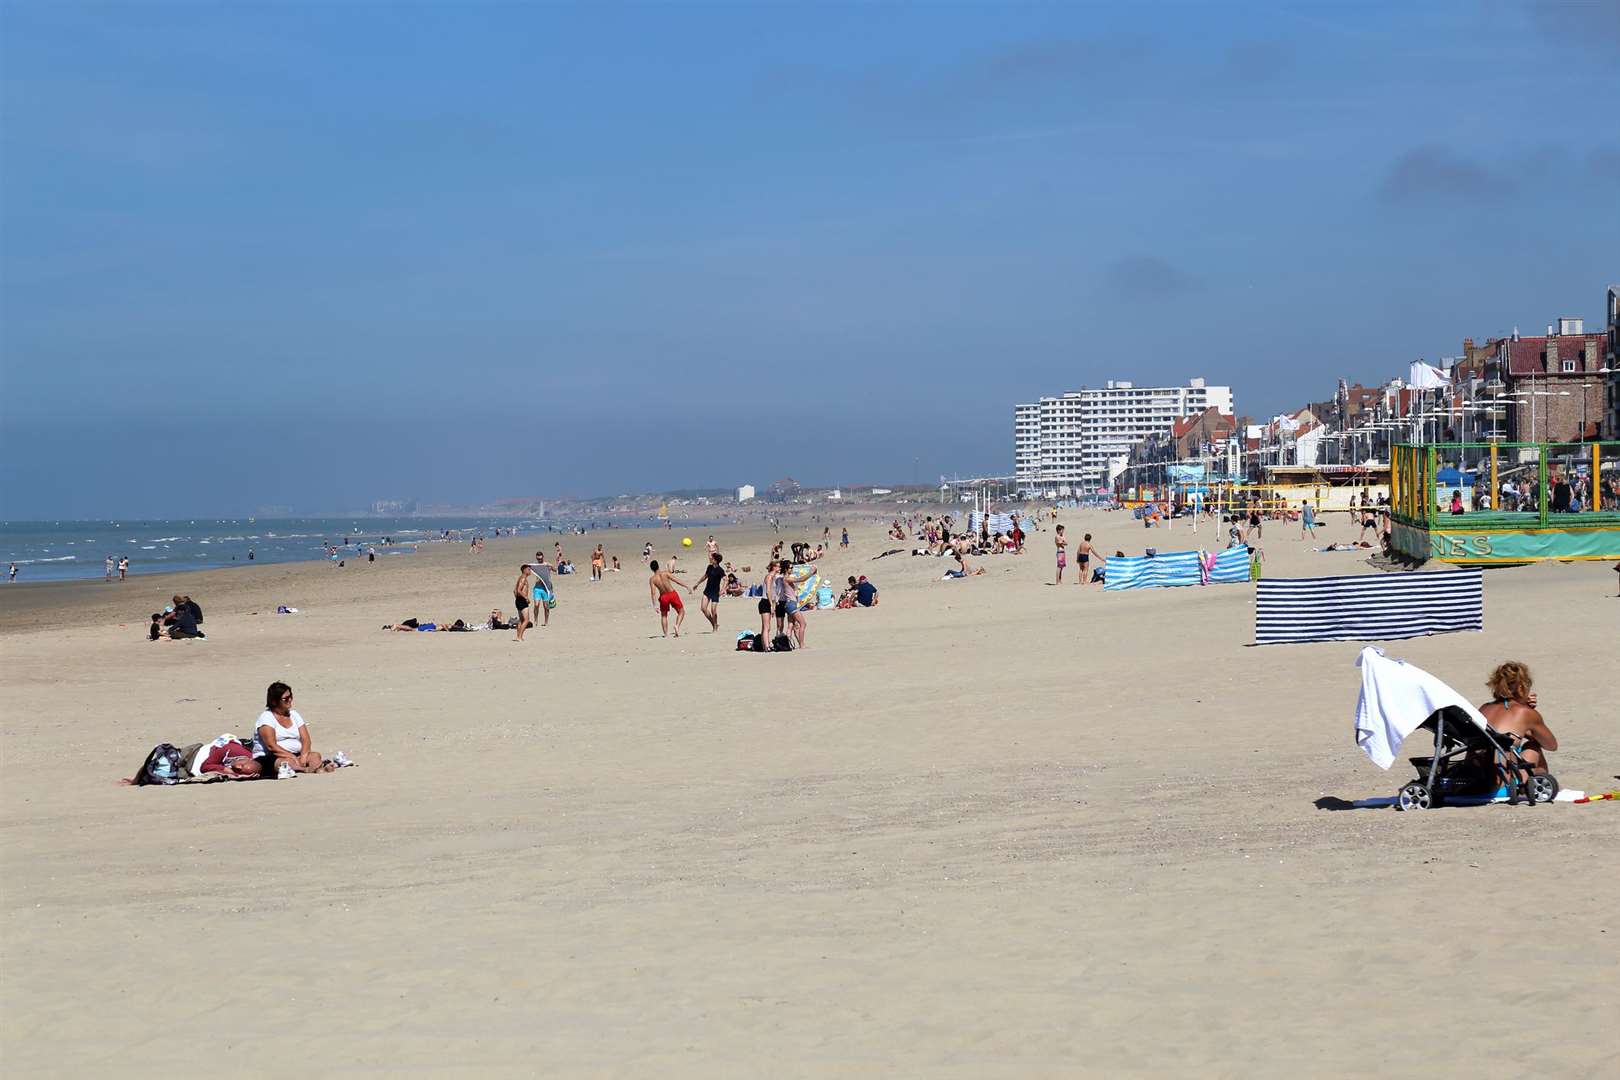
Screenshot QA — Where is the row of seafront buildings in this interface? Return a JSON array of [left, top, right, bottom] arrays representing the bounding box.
[[1014, 285, 1620, 497], [1014, 378, 1233, 496]]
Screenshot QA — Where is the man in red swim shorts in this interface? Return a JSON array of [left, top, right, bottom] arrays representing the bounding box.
[[647, 560, 687, 638]]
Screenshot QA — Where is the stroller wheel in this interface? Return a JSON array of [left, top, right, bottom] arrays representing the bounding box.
[[1527, 774, 1559, 804], [1396, 782, 1433, 811]]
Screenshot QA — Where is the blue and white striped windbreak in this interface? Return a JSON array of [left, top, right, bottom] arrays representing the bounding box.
[[1103, 547, 1250, 590], [1254, 569, 1483, 645]]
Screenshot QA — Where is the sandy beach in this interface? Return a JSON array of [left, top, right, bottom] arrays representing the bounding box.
[[2, 511, 1616, 1077]]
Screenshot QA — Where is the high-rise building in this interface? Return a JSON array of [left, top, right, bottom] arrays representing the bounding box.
[[1014, 378, 1233, 492]]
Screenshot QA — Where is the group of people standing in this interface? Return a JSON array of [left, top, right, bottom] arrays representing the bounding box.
[[1052, 526, 1103, 585]]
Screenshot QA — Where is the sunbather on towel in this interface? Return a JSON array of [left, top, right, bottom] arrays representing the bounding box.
[[182, 737, 262, 778], [1479, 661, 1557, 775]]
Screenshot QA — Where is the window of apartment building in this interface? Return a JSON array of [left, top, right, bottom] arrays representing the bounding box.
[[1562, 360, 1575, 372]]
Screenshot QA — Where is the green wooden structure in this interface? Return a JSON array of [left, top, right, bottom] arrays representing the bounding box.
[[1389, 441, 1620, 564]]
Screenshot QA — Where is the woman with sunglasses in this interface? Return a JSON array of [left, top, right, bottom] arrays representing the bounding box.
[[255, 682, 333, 775]]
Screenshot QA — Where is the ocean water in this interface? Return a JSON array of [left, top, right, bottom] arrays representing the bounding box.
[[0, 516, 685, 583]]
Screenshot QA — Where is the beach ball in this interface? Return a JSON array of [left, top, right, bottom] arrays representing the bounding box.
[[682, 536, 693, 547]]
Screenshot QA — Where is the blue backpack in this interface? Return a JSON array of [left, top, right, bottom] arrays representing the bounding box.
[[134, 743, 185, 786]]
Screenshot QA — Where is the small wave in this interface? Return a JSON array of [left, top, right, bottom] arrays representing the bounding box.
[[14, 555, 77, 564], [151, 536, 182, 542], [141, 545, 157, 549]]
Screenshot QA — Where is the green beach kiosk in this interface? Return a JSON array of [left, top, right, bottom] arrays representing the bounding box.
[[1389, 441, 1620, 564]]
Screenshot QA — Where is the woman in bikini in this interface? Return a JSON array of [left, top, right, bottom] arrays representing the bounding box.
[[1479, 661, 1557, 779]]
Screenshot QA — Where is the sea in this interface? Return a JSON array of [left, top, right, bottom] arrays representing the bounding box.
[[0, 515, 709, 583]]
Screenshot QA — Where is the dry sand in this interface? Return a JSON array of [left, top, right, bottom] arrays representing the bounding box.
[[2, 511, 1617, 1077]]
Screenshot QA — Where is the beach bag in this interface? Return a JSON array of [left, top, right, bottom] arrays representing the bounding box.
[[771, 633, 793, 652], [736, 633, 758, 652], [135, 743, 184, 786]]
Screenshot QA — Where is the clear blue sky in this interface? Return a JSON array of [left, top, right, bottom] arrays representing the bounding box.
[[3, 0, 1616, 517]]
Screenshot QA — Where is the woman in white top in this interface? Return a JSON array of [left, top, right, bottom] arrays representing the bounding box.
[[255, 681, 332, 773]]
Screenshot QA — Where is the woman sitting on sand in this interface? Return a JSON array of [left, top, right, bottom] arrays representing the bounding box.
[[255, 682, 335, 774], [1479, 662, 1557, 776]]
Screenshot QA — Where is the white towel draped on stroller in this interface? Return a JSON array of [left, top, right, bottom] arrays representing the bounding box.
[[1353, 646, 1490, 769]]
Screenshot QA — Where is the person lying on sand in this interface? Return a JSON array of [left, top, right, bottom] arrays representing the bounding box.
[[382, 618, 451, 631], [121, 736, 262, 784]]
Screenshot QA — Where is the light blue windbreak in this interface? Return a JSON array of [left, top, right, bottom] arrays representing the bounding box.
[[1104, 547, 1250, 590]]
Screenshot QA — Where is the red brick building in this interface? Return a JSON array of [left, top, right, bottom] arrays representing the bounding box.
[[1499, 320, 1606, 442], [1168, 407, 1237, 459]]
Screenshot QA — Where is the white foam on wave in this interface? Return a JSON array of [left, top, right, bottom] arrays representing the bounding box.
[[15, 556, 77, 564]]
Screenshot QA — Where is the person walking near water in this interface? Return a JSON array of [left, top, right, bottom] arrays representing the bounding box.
[[1054, 525, 1068, 584], [118, 556, 129, 581], [1300, 500, 1316, 541], [591, 544, 605, 582], [648, 559, 686, 638], [105, 555, 115, 582], [7, 563, 16, 583]]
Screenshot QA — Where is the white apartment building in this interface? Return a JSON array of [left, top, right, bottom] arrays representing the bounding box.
[[1014, 378, 1233, 492]]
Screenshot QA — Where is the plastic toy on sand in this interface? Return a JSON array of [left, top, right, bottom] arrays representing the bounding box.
[[682, 537, 693, 547]]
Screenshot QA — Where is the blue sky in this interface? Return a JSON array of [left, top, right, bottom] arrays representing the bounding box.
[[3, 0, 1616, 516]]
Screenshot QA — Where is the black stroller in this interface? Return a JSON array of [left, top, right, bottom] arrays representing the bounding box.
[[1397, 706, 1558, 810]]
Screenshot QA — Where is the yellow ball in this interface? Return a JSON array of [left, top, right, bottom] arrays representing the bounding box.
[[682, 537, 693, 547]]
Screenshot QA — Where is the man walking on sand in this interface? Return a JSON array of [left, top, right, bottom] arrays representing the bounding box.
[[648, 559, 687, 637], [530, 552, 556, 627], [695, 551, 725, 631], [1054, 525, 1068, 584], [512, 564, 535, 642]]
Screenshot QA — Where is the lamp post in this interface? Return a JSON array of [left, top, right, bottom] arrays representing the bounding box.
[[1507, 389, 1571, 444]]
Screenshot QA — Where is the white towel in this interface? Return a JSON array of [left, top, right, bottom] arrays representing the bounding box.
[[1354, 647, 1490, 769]]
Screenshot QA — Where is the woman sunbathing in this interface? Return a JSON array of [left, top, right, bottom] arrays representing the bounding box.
[[1479, 662, 1557, 775]]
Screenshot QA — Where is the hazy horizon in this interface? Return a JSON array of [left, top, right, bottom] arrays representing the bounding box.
[[4, 0, 1617, 518]]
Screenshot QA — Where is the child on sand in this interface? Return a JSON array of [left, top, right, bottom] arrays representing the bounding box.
[[1076, 534, 1100, 586]]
